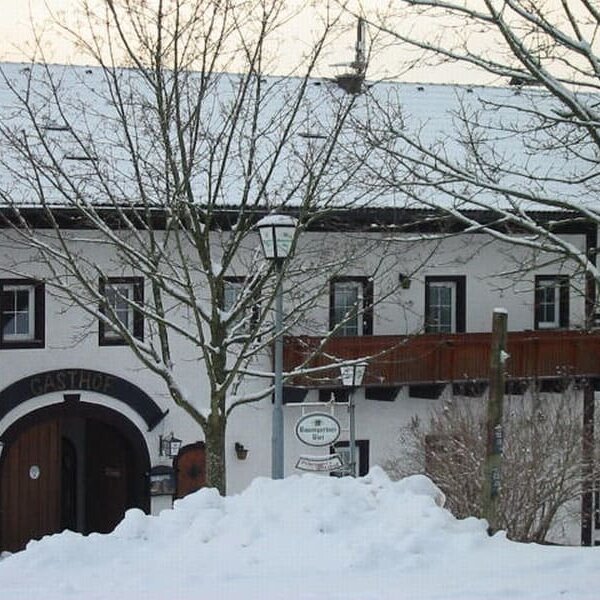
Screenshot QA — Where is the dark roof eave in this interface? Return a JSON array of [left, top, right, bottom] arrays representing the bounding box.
[[0, 204, 593, 234]]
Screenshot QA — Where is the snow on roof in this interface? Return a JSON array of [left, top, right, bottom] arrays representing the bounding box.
[[0, 468, 598, 599], [0, 62, 596, 213], [353, 80, 600, 213], [0, 62, 358, 210]]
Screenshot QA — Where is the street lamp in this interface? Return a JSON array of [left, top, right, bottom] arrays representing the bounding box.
[[256, 213, 298, 479], [340, 363, 367, 477]]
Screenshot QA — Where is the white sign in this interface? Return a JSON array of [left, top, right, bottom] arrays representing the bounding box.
[[295, 454, 344, 472], [295, 413, 341, 447]]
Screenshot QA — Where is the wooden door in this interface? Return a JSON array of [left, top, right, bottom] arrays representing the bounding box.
[[85, 420, 132, 534], [61, 437, 78, 532], [175, 443, 206, 499], [0, 419, 61, 552]]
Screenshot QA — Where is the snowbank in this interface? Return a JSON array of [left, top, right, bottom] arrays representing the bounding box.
[[0, 467, 599, 599]]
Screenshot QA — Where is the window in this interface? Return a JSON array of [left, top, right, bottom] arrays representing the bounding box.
[[99, 277, 144, 345], [425, 276, 466, 333], [318, 389, 349, 403], [329, 440, 370, 477], [329, 277, 373, 336], [535, 275, 569, 329], [223, 279, 244, 314], [0, 279, 45, 348], [221, 277, 258, 332], [2, 286, 33, 340]]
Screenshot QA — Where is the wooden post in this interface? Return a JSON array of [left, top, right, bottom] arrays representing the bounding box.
[[483, 308, 508, 534], [581, 382, 595, 546]]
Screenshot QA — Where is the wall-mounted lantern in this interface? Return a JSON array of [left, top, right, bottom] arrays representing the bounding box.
[[235, 442, 249, 460], [399, 273, 411, 289], [159, 432, 182, 458]]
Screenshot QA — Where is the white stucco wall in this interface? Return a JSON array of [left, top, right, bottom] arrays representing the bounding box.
[[288, 230, 588, 336], [0, 225, 593, 542]]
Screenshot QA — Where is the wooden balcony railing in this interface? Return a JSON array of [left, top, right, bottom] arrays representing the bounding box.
[[283, 330, 600, 388]]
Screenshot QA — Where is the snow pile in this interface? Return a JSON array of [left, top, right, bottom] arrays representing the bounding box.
[[1, 467, 599, 599]]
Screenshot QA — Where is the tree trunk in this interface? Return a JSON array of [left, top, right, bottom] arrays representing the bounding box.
[[205, 412, 227, 495]]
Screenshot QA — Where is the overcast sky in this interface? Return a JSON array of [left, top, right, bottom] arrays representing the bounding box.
[[0, 0, 490, 84]]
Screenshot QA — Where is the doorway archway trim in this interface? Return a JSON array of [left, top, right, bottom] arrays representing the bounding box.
[[0, 369, 167, 431]]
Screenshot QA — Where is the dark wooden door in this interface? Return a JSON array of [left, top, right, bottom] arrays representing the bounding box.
[[0, 419, 61, 552], [61, 437, 78, 532], [175, 443, 206, 499], [85, 420, 132, 534]]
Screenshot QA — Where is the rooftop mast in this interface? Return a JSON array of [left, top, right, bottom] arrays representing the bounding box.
[[334, 17, 367, 94]]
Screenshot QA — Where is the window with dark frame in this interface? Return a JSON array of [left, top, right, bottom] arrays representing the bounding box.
[[221, 276, 259, 332], [223, 279, 244, 314], [534, 275, 569, 330], [329, 439, 370, 477], [0, 279, 45, 349], [318, 389, 350, 404], [99, 277, 144, 345], [329, 277, 373, 336], [424, 276, 466, 333]]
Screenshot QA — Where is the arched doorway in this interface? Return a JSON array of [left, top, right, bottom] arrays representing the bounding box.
[[0, 403, 150, 552]]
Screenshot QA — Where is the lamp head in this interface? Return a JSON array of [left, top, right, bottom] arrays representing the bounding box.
[[256, 214, 298, 261]]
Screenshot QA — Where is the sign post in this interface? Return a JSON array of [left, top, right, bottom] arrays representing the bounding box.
[[483, 308, 508, 534], [340, 363, 367, 477]]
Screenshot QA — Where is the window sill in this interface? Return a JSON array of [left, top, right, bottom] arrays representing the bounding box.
[[99, 332, 143, 346], [99, 337, 130, 346], [0, 339, 45, 350]]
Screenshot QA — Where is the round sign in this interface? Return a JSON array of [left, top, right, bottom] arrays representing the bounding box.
[[295, 413, 341, 447], [29, 465, 40, 480]]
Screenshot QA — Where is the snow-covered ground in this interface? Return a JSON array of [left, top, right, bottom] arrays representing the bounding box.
[[1, 467, 599, 599]]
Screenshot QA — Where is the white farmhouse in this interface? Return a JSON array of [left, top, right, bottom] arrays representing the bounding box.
[[0, 62, 597, 551]]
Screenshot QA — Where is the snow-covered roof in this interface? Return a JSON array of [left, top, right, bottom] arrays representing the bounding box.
[[354, 79, 600, 213], [0, 62, 597, 214], [0, 62, 361, 210]]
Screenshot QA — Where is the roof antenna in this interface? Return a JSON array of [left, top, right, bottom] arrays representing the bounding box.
[[333, 17, 367, 95], [353, 17, 367, 76]]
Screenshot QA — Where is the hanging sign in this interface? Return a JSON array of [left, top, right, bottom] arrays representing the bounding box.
[[295, 413, 341, 447], [295, 454, 344, 472]]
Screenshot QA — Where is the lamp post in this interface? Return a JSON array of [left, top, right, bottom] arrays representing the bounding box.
[[256, 214, 298, 479], [340, 362, 366, 477]]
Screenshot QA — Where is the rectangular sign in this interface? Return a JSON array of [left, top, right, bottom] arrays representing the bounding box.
[[295, 454, 344, 472]]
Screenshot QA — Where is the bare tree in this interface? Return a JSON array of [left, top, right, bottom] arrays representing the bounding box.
[[384, 386, 593, 543], [0, 0, 389, 494], [345, 1, 600, 293], [321, 2, 600, 547]]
